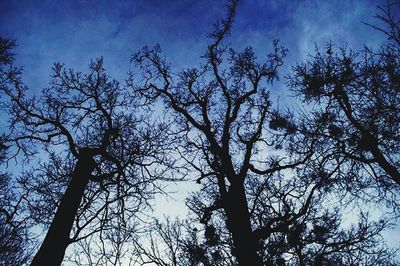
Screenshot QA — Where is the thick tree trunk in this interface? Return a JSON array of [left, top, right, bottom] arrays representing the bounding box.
[[224, 181, 262, 266], [31, 152, 95, 266]]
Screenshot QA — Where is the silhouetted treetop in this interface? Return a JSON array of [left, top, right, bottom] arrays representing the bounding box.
[[290, 8, 400, 197], [129, 1, 399, 265], [0, 37, 173, 265]]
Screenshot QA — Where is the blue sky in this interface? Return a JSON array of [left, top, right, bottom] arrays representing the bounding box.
[[0, 0, 386, 91], [2, 0, 397, 256]]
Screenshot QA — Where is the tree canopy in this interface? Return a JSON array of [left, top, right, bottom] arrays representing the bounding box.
[[0, 1, 399, 265]]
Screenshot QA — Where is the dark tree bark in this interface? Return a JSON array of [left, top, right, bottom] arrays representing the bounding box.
[[224, 180, 262, 265], [31, 149, 95, 266]]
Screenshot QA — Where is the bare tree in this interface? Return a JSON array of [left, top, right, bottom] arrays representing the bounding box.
[[289, 1, 400, 199], [0, 38, 33, 266], [131, 1, 336, 264], [0, 137, 32, 266], [1, 38, 171, 265], [1, 1, 398, 264], [132, 1, 399, 264]]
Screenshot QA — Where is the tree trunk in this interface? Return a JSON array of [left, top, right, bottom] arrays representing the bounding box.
[[224, 180, 262, 266], [31, 152, 95, 266]]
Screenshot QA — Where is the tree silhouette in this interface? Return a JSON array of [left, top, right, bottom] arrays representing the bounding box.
[[132, 1, 399, 264], [0, 1, 398, 265], [0, 38, 32, 266], [134, 210, 396, 265], [289, 1, 400, 202], [0, 38, 171, 265], [0, 138, 31, 266], [132, 0, 293, 262]]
